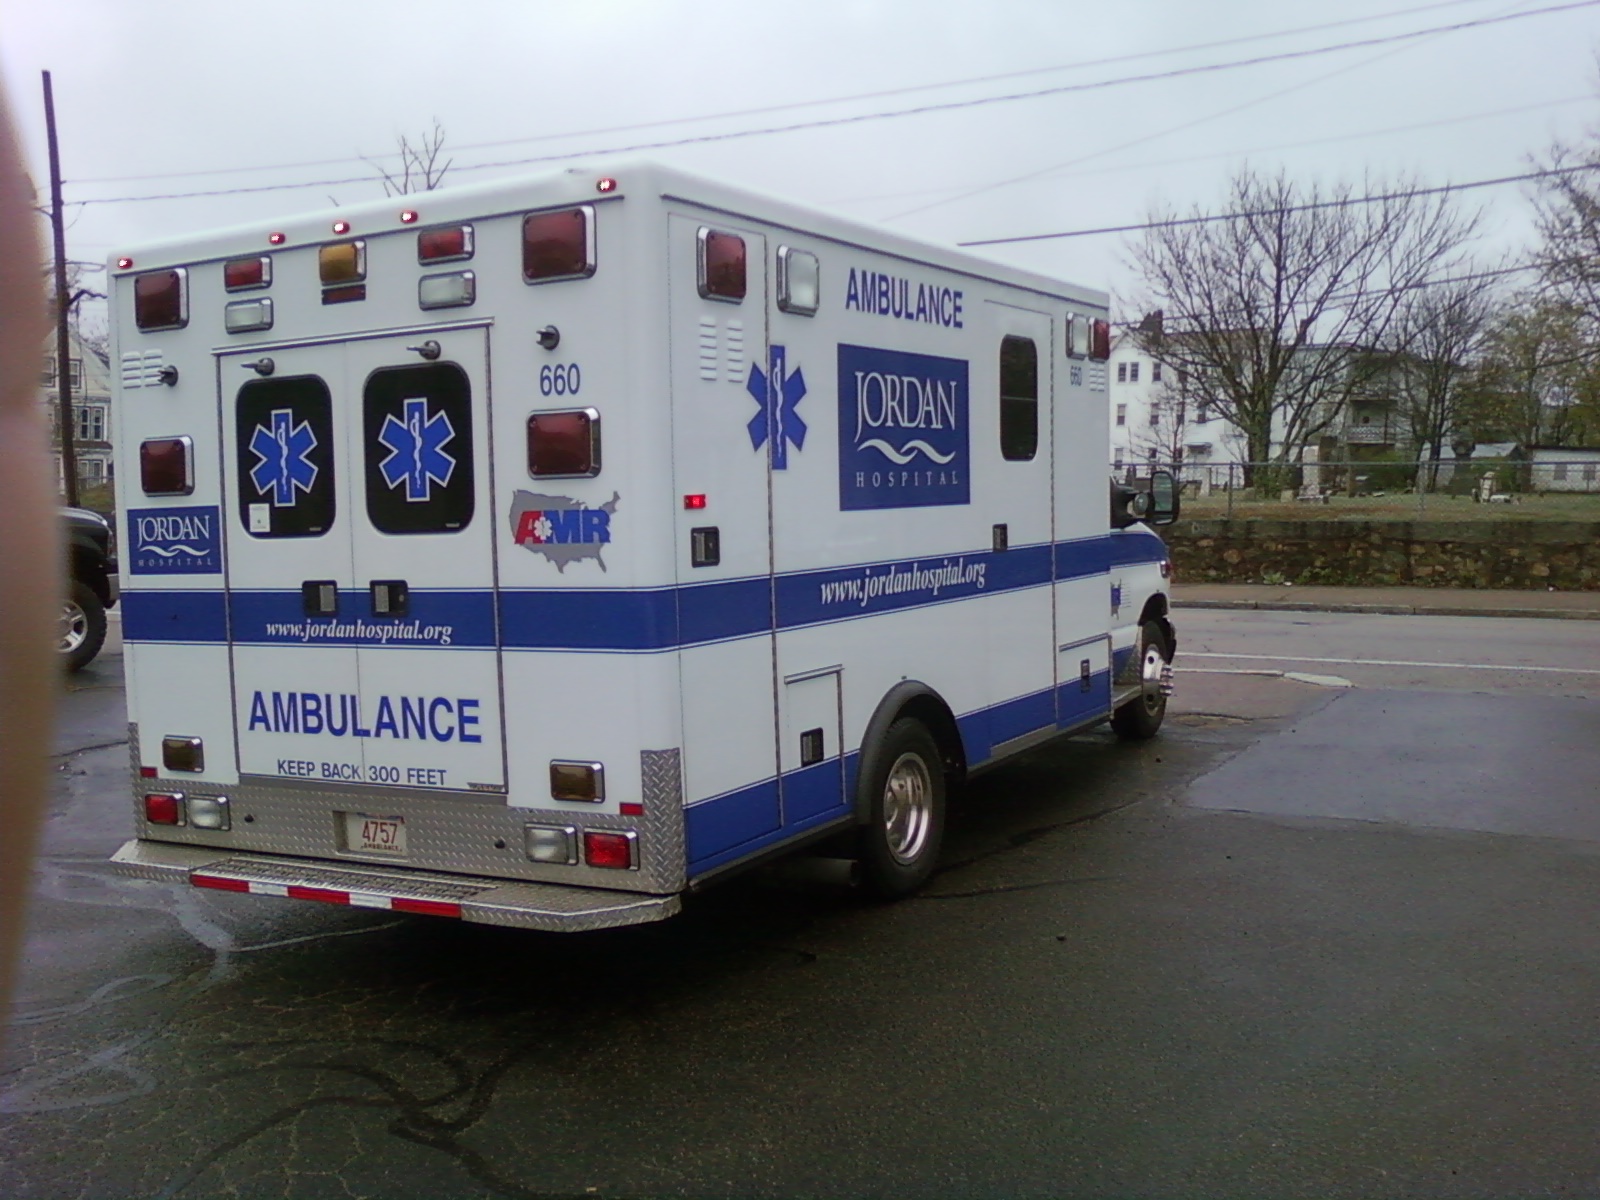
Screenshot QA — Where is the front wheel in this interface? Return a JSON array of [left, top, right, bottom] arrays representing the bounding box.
[[60, 580, 108, 672], [857, 718, 947, 899], [1110, 620, 1171, 740]]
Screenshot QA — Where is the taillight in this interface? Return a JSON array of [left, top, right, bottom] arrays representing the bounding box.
[[527, 409, 600, 477], [583, 830, 637, 870], [697, 228, 746, 302], [134, 269, 188, 331], [418, 225, 473, 263], [224, 256, 271, 291], [144, 793, 184, 826], [523, 207, 595, 283], [140, 437, 194, 495]]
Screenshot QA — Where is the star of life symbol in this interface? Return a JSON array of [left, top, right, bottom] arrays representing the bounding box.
[[377, 396, 456, 503], [745, 345, 807, 470], [248, 408, 318, 506]]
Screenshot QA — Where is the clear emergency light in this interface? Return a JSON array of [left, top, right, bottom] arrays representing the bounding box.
[[523, 207, 595, 283], [134, 269, 188, 331], [418, 271, 475, 310]]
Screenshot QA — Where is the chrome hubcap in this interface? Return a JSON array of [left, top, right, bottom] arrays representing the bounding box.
[[1139, 643, 1166, 714], [883, 751, 933, 865], [59, 601, 88, 654]]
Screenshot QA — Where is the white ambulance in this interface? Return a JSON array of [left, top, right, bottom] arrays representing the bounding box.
[[108, 161, 1178, 931]]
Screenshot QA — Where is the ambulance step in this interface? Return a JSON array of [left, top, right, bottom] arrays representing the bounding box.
[[110, 839, 680, 932]]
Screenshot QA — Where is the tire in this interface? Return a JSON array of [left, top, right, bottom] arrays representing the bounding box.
[[1110, 620, 1171, 741], [60, 579, 108, 672], [856, 718, 946, 899]]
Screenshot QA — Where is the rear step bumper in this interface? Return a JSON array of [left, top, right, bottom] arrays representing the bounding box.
[[111, 839, 680, 932]]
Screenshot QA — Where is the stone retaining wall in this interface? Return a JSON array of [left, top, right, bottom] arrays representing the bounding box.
[[1166, 520, 1600, 590]]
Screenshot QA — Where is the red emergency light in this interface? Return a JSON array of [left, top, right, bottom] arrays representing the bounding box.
[[584, 830, 636, 870], [418, 225, 473, 264], [134, 269, 188, 331]]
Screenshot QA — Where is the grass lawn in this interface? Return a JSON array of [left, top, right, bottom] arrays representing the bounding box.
[[1182, 491, 1600, 522]]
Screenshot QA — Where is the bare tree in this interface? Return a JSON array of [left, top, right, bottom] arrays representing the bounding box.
[[1125, 167, 1481, 489], [368, 120, 453, 196], [1387, 272, 1498, 489], [1466, 299, 1596, 448]]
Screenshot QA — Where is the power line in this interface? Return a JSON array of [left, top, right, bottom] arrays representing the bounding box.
[[68, 0, 1504, 189], [958, 163, 1600, 247], [76, 0, 1600, 207], [826, 94, 1590, 209]]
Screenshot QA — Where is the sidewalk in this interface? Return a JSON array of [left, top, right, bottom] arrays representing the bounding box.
[[1172, 582, 1600, 620]]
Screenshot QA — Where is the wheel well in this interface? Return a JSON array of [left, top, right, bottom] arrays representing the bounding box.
[[1138, 592, 1177, 658], [853, 682, 967, 822]]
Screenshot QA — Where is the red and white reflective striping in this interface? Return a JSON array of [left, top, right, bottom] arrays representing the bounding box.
[[191, 873, 461, 918]]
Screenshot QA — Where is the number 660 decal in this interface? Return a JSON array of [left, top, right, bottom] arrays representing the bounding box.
[[539, 363, 581, 396]]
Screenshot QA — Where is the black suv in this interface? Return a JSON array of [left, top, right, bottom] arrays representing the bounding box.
[[62, 507, 118, 671]]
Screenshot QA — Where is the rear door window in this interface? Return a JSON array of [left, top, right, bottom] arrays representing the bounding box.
[[236, 376, 337, 538], [362, 363, 475, 534]]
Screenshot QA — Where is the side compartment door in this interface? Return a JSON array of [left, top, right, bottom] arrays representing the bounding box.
[[667, 215, 781, 871]]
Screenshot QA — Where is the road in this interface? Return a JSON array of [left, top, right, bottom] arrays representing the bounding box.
[[7, 608, 1600, 1198]]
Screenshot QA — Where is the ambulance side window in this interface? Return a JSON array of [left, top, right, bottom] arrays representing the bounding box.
[[999, 336, 1038, 462], [362, 363, 475, 535], [236, 376, 337, 538]]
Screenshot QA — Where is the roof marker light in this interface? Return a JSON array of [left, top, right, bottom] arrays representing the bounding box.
[[116, 256, 133, 270], [268, 232, 286, 245], [596, 177, 617, 193], [400, 209, 419, 224], [332, 219, 351, 234], [683, 494, 706, 510]]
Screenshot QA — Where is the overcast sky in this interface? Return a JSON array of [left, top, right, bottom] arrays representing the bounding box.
[[3, 0, 1597, 327]]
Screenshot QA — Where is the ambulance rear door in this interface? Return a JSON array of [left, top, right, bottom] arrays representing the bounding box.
[[221, 326, 505, 796]]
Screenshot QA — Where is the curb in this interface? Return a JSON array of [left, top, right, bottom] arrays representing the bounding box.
[[1173, 598, 1600, 621]]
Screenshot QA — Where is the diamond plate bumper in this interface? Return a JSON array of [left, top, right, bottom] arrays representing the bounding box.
[[111, 839, 681, 932]]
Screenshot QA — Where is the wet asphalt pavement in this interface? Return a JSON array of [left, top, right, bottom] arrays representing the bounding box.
[[7, 610, 1600, 1198]]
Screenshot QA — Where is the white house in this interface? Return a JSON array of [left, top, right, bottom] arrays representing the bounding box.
[[1106, 329, 1245, 486], [1527, 445, 1600, 492], [41, 328, 113, 491]]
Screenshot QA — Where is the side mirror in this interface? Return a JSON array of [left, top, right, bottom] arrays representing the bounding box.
[[1148, 469, 1180, 526]]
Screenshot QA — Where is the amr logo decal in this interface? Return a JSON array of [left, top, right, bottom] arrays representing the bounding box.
[[745, 345, 807, 470], [377, 396, 457, 503], [248, 409, 319, 506]]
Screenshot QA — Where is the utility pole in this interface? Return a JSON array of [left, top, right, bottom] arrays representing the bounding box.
[[44, 69, 78, 508]]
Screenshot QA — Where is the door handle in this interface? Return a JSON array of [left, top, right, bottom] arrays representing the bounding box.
[[370, 580, 409, 617]]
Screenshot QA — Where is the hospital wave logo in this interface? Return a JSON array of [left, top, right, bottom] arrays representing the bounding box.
[[836, 344, 970, 511]]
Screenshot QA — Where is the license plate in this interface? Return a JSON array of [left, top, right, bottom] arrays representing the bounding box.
[[345, 813, 407, 856]]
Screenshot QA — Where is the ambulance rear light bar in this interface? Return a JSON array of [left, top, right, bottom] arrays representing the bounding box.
[[140, 437, 194, 496], [134, 269, 188, 331], [523, 206, 595, 284], [697, 228, 746, 302], [417, 225, 473, 263], [527, 408, 600, 477], [224, 256, 271, 291]]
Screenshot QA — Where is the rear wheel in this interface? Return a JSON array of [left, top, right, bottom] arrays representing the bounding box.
[[857, 718, 946, 898], [60, 580, 108, 672], [1111, 620, 1170, 740]]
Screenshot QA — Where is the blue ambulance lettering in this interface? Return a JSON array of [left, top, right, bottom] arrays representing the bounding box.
[[247, 691, 481, 743], [844, 268, 964, 329]]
